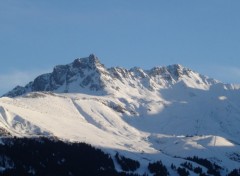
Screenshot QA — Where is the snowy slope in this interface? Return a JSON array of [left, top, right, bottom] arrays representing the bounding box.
[[1, 55, 240, 174]]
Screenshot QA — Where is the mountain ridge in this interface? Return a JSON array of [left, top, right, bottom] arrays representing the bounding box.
[[3, 54, 224, 98]]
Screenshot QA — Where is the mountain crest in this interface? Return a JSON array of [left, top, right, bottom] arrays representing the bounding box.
[[72, 54, 102, 70], [2, 55, 218, 97]]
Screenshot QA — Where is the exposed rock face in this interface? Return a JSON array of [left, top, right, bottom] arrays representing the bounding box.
[[3, 54, 218, 97]]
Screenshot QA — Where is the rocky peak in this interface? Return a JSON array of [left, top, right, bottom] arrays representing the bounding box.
[[89, 54, 100, 65], [129, 67, 148, 79], [166, 64, 186, 79], [2, 55, 218, 98], [72, 54, 103, 70], [148, 64, 192, 80]]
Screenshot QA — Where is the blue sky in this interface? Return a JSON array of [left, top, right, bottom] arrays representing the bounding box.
[[0, 0, 240, 95]]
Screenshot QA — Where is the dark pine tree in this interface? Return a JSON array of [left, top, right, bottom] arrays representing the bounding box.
[[148, 161, 169, 176]]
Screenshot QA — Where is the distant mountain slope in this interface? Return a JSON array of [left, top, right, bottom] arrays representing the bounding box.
[[1, 55, 240, 175]]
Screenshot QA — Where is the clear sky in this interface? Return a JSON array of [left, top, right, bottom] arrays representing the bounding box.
[[0, 0, 240, 95]]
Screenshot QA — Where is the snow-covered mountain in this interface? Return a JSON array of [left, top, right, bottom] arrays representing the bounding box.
[[1, 55, 240, 175], [3, 54, 221, 98]]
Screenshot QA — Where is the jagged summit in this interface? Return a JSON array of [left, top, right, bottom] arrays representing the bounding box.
[[3, 55, 218, 97], [72, 54, 103, 70]]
